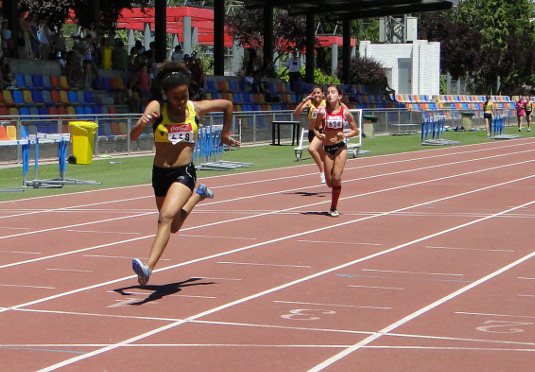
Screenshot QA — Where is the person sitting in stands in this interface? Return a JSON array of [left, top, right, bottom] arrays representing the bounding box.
[[0, 56, 17, 89]]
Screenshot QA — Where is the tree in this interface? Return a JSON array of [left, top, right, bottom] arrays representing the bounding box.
[[226, 7, 312, 63], [19, 0, 151, 30], [337, 56, 386, 86]]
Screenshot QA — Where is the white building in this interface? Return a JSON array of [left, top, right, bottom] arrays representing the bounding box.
[[359, 39, 441, 96]]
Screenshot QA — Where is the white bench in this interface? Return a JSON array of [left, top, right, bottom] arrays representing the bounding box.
[[294, 128, 361, 161]]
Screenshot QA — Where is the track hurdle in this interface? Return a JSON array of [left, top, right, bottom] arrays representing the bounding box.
[[491, 116, 520, 140], [421, 117, 461, 146], [194, 125, 252, 171]]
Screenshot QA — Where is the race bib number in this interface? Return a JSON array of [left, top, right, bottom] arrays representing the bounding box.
[[167, 124, 194, 145], [325, 115, 344, 130], [311, 109, 318, 119]]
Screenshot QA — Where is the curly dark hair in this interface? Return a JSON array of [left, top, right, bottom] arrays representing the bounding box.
[[152, 61, 190, 100]]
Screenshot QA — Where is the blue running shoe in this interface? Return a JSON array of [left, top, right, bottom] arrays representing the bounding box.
[[132, 258, 150, 286], [196, 184, 214, 199]]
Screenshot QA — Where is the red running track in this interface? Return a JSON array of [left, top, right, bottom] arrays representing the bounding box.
[[1, 138, 535, 371]]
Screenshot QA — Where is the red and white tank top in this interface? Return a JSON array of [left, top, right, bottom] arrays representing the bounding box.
[[323, 105, 345, 131]]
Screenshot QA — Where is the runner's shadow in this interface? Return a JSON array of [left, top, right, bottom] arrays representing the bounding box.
[[289, 191, 329, 197], [300, 211, 330, 216], [113, 277, 214, 305]]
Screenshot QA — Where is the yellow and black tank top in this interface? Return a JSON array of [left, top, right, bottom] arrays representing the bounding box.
[[484, 101, 493, 112], [153, 101, 198, 144], [308, 99, 326, 120]]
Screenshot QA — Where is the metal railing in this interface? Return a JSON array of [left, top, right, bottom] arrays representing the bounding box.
[[0, 107, 518, 167]]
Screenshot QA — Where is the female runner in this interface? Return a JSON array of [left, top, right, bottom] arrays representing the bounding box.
[[293, 85, 326, 183], [314, 85, 359, 217], [130, 61, 240, 285]]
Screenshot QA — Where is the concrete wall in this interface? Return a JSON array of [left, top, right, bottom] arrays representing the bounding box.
[[359, 40, 441, 96]]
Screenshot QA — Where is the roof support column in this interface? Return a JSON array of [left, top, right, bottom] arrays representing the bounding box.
[[154, 0, 167, 63], [263, 5, 274, 72], [305, 11, 315, 83], [343, 18, 351, 84], [214, 0, 225, 76]]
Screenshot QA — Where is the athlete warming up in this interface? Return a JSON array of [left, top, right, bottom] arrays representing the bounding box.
[[314, 85, 359, 217], [293, 85, 326, 184], [129, 61, 240, 285]]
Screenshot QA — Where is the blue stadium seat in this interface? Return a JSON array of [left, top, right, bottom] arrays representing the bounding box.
[[14, 74, 25, 88], [32, 75, 45, 90], [42, 75, 53, 90]]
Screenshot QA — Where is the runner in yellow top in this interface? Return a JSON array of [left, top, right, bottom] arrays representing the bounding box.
[[526, 97, 533, 132], [483, 95, 494, 136], [129, 61, 240, 285], [294, 85, 327, 183]]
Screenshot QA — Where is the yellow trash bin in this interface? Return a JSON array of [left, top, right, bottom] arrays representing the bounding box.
[[102, 46, 113, 70], [69, 121, 98, 164]]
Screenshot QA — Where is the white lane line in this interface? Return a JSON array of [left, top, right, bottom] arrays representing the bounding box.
[[0, 195, 152, 221], [46, 269, 93, 273], [12, 308, 535, 348], [193, 276, 242, 281], [1, 136, 533, 209], [426, 245, 515, 253], [0, 250, 41, 255], [298, 239, 381, 246], [106, 290, 216, 299], [82, 254, 170, 261], [308, 208, 535, 371], [273, 300, 391, 310], [0, 226, 31, 230], [517, 294, 535, 298], [36, 194, 535, 371], [349, 285, 404, 291], [366, 346, 535, 352], [217, 261, 311, 269], [5, 158, 532, 272], [66, 230, 141, 235], [0, 284, 55, 290], [2, 143, 533, 243], [204, 149, 535, 208], [179, 234, 257, 240], [518, 277, 535, 280], [5, 170, 535, 310], [360, 269, 464, 277], [455, 311, 535, 320]]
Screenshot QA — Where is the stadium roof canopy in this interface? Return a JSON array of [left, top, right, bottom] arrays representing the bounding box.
[[243, 0, 454, 82], [244, 0, 453, 20]]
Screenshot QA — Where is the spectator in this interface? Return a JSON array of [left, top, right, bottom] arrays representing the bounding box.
[[1, 19, 13, 58], [64, 50, 83, 89], [135, 64, 152, 108], [18, 9, 32, 59], [81, 34, 100, 89], [84, 22, 97, 40], [111, 39, 128, 71], [516, 96, 527, 132], [0, 56, 17, 89], [105, 30, 117, 47], [189, 55, 205, 90], [38, 17, 52, 60], [27, 14, 40, 59], [128, 46, 138, 71], [287, 48, 302, 93], [118, 82, 141, 113], [134, 40, 145, 55], [171, 44, 183, 63], [260, 81, 281, 103]]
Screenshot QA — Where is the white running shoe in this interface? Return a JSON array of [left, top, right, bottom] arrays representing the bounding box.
[[329, 208, 339, 217], [132, 258, 150, 286], [320, 173, 326, 184], [196, 184, 214, 199]]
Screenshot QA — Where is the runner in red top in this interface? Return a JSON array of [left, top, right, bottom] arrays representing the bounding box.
[[314, 85, 359, 217]]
